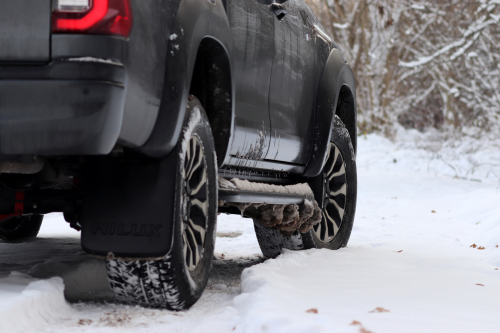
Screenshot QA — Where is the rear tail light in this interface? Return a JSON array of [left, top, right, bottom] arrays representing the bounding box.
[[52, 0, 133, 37]]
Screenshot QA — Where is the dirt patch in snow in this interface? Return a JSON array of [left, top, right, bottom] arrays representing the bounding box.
[[98, 311, 133, 326]]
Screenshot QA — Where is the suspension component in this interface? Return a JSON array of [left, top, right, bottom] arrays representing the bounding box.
[[0, 187, 81, 220]]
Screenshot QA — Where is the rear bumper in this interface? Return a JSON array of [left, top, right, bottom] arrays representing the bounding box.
[[0, 79, 124, 155], [0, 34, 127, 156]]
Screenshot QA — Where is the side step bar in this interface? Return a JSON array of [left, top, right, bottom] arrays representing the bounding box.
[[218, 178, 322, 234], [219, 190, 305, 205]]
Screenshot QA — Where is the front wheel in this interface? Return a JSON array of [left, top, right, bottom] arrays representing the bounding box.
[[106, 96, 218, 310], [303, 116, 357, 249], [253, 116, 357, 256]]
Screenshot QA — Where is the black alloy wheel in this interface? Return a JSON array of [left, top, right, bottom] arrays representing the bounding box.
[[313, 142, 347, 242], [0, 215, 44, 241], [254, 116, 357, 257], [303, 116, 357, 250], [181, 133, 209, 272], [106, 96, 217, 310]]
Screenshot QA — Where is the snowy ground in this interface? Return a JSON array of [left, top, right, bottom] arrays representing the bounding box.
[[1, 131, 499, 333]]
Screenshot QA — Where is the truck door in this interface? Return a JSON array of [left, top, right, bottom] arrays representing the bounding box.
[[227, 0, 275, 163], [266, 0, 315, 164]]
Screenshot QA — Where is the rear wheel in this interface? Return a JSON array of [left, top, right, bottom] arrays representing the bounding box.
[[0, 215, 44, 241], [106, 96, 217, 310], [254, 116, 357, 256]]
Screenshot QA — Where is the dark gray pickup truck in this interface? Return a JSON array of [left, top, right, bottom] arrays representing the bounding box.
[[0, 0, 357, 310]]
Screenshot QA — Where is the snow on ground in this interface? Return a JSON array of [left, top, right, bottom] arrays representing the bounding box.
[[390, 126, 500, 183], [0, 132, 499, 333]]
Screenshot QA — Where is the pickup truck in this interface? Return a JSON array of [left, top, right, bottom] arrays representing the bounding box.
[[0, 0, 357, 310]]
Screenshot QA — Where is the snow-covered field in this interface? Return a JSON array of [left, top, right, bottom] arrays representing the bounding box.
[[1, 131, 499, 333]]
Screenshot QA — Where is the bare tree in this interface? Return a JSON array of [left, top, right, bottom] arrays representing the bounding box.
[[305, 0, 500, 136]]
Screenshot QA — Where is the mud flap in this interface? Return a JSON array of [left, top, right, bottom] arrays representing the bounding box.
[[81, 153, 177, 258]]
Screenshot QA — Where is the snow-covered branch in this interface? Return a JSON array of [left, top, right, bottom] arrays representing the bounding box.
[[399, 17, 498, 68], [306, 0, 500, 135]]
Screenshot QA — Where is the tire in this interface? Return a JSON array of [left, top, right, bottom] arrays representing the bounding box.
[[254, 221, 305, 258], [0, 215, 44, 241], [106, 96, 218, 310], [254, 116, 357, 256], [303, 116, 357, 249]]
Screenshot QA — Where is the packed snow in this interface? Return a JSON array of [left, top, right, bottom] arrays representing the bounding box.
[[0, 130, 499, 333], [218, 178, 314, 198]]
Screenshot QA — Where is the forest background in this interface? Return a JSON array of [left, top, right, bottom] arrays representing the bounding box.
[[305, 0, 500, 138]]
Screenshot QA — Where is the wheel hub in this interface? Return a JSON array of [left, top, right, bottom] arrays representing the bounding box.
[[181, 135, 209, 272], [313, 142, 347, 243]]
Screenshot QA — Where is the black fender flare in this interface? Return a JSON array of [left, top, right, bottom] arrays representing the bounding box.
[[139, 0, 234, 158], [303, 49, 357, 178]]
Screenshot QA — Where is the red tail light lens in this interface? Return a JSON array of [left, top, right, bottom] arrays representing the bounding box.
[[52, 0, 133, 37]]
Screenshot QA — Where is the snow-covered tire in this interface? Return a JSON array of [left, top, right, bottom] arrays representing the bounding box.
[[0, 215, 43, 241], [106, 96, 218, 310], [253, 116, 357, 256]]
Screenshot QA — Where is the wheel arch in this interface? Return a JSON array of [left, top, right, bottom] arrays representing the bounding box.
[[303, 49, 357, 178], [138, 0, 234, 160], [189, 37, 234, 167], [335, 85, 357, 155]]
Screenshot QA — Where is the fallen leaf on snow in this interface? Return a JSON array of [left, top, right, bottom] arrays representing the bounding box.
[[78, 319, 92, 325], [369, 307, 390, 313], [431, 210, 436, 213], [495, 268, 498, 270], [470, 244, 477, 248], [306, 308, 318, 314], [476, 284, 485, 286], [350, 321, 374, 333], [496, 245, 498, 248], [475, 222, 481, 225], [394, 250, 403, 253], [478, 246, 485, 250]]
